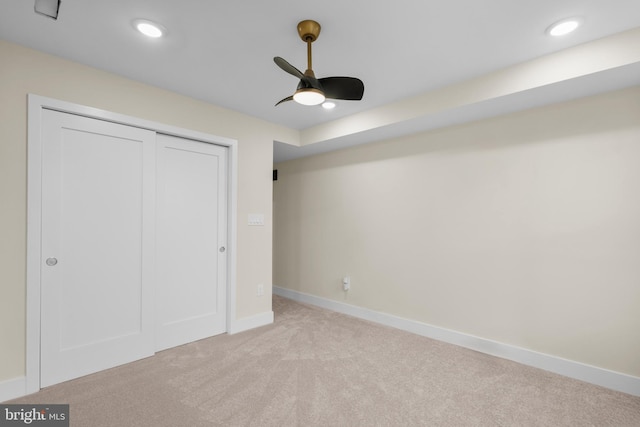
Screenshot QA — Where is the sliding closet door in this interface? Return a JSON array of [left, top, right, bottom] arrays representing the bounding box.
[[155, 134, 228, 351], [40, 110, 156, 387]]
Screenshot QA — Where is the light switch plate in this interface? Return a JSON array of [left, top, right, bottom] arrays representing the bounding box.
[[248, 213, 265, 226]]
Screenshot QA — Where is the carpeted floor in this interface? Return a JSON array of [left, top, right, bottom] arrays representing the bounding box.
[[9, 295, 640, 426]]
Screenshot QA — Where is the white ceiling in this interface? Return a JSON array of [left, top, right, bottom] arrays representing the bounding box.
[[2, 0, 640, 161]]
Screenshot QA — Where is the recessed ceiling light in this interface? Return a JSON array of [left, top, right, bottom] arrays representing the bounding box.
[[547, 18, 581, 37], [322, 101, 336, 110], [133, 19, 166, 38]]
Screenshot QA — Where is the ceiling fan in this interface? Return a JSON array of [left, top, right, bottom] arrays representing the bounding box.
[[274, 20, 364, 106]]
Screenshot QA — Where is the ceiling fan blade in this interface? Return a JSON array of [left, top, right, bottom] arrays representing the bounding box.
[[274, 57, 305, 80], [275, 95, 294, 106], [318, 77, 364, 101]]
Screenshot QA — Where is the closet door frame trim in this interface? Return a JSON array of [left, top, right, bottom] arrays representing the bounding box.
[[26, 94, 239, 394]]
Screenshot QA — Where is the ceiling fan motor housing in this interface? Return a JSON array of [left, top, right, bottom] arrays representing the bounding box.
[[297, 20, 321, 42]]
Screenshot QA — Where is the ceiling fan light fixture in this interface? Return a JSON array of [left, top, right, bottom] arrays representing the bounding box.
[[293, 88, 325, 106]]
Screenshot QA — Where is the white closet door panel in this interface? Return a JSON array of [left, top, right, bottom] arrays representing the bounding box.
[[40, 110, 155, 387], [156, 134, 227, 351]]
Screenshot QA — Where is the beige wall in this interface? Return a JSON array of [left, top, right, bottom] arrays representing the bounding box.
[[274, 86, 640, 377], [0, 40, 293, 382]]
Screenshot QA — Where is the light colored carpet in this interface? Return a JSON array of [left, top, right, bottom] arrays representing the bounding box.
[[10, 295, 640, 426]]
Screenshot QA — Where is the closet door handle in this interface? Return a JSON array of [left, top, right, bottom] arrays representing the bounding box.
[[46, 257, 58, 266], [219, 247, 226, 253]]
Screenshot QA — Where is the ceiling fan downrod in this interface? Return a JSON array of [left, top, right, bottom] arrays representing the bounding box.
[[298, 20, 321, 77]]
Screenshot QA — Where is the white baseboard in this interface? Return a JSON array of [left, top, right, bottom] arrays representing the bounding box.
[[0, 376, 26, 403], [228, 310, 274, 335], [273, 286, 640, 397]]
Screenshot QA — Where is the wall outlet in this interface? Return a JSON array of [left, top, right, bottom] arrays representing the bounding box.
[[342, 276, 350, 291], [257, 283, 264, 296]]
